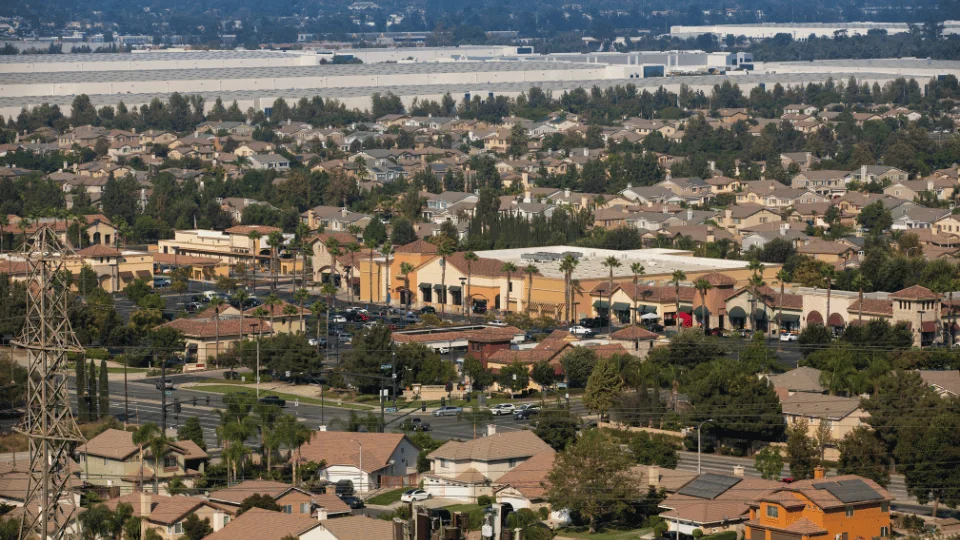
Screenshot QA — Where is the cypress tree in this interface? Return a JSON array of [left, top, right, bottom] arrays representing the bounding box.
[[99, 359, 109, 419], [87, 359, 97, 421], [75, 356, 87, 422]]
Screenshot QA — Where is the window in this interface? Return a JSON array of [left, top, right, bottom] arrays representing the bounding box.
[[880, 527, 889, 537], [300, 503, 310, 514], [223, 516, 230, 526], [881, 503, 889, 513], [164, 455, 178, 469], [766, 506, 778, 518], [509, 459, 518, 468], [173, 523, 183, 534], [439, 459, 449, 469], [845, 507, 854, 517], [284, 505, 293, 514]]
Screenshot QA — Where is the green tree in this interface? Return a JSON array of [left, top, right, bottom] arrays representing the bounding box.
[[181, 514, 213, 540], [857, 201, 893, 234], [531, 360, 557, 398], [534, 412, 579, 451], [178, 416, 207, 450], [798, 323, 832, 357], [686, 359, 784, 441], [628, 432, 679, 468], [546, 429, 637, 533], [561, 347, 596, 388], [237, 494, 282, 515], [754, 446, 784, 480], [507, 123, 528, 158], [342, 324, 393, 394], [98, 358, 109, 419], [499, 360, 530, 394], [87, 358, 98, 420], [363, 216, 388, 245], [583, 356, 624, 421], [463, 356, 495, 389], [893, 399, 960, 517], [836, 426, 889, 487], [785, 419, 820, 480]]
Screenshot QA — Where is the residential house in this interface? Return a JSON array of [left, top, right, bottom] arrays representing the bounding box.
[[796, 240, 857, 265], [847, 164, 909, 185], [790, 170, 849, 198], [220, 197, 275, 224], [208, 480, 350, 518], [892, 206, 951, 231], [493, 449, 556, 510], [745, 473, 892, 540], [75, 429, 207, 494], [917, 370, 960, 398], [721, 205, 782, 233], [765, 366, 826, 397], [782, 394, 869, 457], [294, 431, 420, 494], [204, 508, 394, 540], [424, 430, 553, 501], [161, 318, 272, 369], [248, 154, 291, 171], [300, 206, 371, 232], [608, 325, 660, 358], [104, 492, 231, 539], [659, 474, 782, 535], [423, 191, 478, 221]]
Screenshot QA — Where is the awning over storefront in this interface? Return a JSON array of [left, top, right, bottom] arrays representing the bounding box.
[[729, 306, 747, 319], [694, 306, 710, 318], [419, 282, 431, 289], [828, 313, 845, 327], [593, 300, 610, 309], [136, 270, 152, 279], [433, 284, 446, 291], [754, 309, 767, 320], [447, 285, 462, 292], [119, 271, 134, 280], [612, 302, 631, 311], [678, 306, 693, 314], [807, 311, 824, 324], [637, 305, 658, 314], [779, 313, 801, 323]]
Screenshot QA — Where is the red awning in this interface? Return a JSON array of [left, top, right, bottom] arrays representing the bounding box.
[[827, 313, 845, 327], [807, 311, 823, 324], [921, 321, 938, 333]]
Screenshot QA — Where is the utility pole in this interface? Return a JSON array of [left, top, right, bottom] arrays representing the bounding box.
[[15, 226, 85, 540], [160, 354, 167, 433]]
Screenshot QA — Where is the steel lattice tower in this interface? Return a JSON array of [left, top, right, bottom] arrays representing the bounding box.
[[14, 226, 85, 540]]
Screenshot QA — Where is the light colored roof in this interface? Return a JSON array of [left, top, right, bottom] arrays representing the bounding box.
[[312, 492, 352, 516], [890, 284, 939, 300], [659, 477, 780, 525], [209, 480, 299, 505], [202, 508, 320, 540], [317, 515, 395, 540], [494, 449, 556, 500], [766, 367, 825, 393], [629, 465, 698, 493], [773, 475, 892, 510], [295, 431, 412, 473], [103, 493, 217, 525], [917, 370, 960, 396], [428, 431, 552, 462], [781, 393, 861, 420], [76, 428, 209, 461], [162, 318, 272, 339], [610, 326, 660, 341]]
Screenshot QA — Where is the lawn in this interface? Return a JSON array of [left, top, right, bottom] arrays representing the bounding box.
[[557, 526, 653, 540], [366, 488, 407, 506], [107, 367, 150, 374], [189, 384, 373, 410], [441, 503, 485, 514]]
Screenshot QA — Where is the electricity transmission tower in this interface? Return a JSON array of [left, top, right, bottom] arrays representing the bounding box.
[[14, 226, 85, 540]]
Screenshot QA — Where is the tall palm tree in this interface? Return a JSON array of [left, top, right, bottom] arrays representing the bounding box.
[[523, 263, 539, 315], [852, 271, 871, 327], [380, 244, 393, 307], [233, 289, 250, 368], [501, 262, 518, 315], [630, 263, 645, 325], [670, 270, 686, 329], [248, 230, 262, 295], [399, 262, 415, 311], [747, 260, 765, 332], [464, 251, 478, 319], [364, 238, 379, 303], [560, 255, 579, 324], [429, 235, 456, 314], [823, 267, 836, 333], [693, 278, 713, 333], [321, 283, 337, 363], [310, 299, 326, 352], [132, 422, 160, 492], [264, 293, 281, 333], [294, 222, 311, 288], [267, 230, 285, 292], [776, 269, 790, 350], [254, 403, 281, 476], [294, 288, 309, 333], [325, 239, 342, 295], [602, 256, 622, 326], [344, 242, 361, 303], [209, 296, 224, 366]]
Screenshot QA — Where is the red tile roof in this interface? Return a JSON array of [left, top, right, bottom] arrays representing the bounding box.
[[294, 431, 414, 474], [394, 239, 438, 254], [225, 225, 282, 235], [77, 243, 121, 258], [610, 326, 659, 341], [162, 318, 272, 339], [891, 285, 940, 300]]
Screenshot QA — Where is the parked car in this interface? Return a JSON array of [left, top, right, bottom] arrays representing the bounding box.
[[336, 332, 353, 344], [400, 418, 431, 432], [404, 313, 420, 323], [472, 304, 487, 314], [330, 314, 347, 323], [400, 489, 431, 503], [258, 395, 286, 407], [513, 404, 540, 420], [419, 306, 437, 314], [488, 319, 507, 327], [644, 323, 665, 332], [490, 403, 516, 416], [779, 331, 799, 342], [438, 346, 451, 354], [579, 317, 609, 329], [339, 495, 365, 509], [568, 325, 595, 337], [308, 337, 328, 348], [433, 406, 462, 417]]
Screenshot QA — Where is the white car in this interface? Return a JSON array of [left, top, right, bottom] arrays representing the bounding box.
[[330, 315, 347, 323], [400, 489, 431, 502], [488, 319, 508, 327], [779, 332, 798, 342], [438, 346, 451, 354], [568, 325, 594, 336], [491, 403, 516, 416]]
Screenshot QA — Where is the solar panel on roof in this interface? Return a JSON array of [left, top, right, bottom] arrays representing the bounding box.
[[676, 473, 741, 500], [812, 479, 881, 503]]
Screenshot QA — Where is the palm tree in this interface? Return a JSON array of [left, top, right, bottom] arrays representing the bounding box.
[[670, 270, 686, 329], [823, 267, 836, 333], [630, 263, 645, 325], [693, 278, 713, 333], [380, 244, 393, 307], [248, 230, 262, 295], [601, 257, 622, 327], [559, 255, 579, 324], [429, 235, 456, 314], [267, 230, 285, 292], [132, 422, 160, 492], [310, 299, 327, 352], [364, 238, 379, 303], [325, 239, 342, 295], [17, 217, 30, 251], [344, 242, 361, 303], [747, 260, 765, 332], [852, 271, 871, 327], [321, 282, 337, 361], [233, 289, 250, 368], [254, 403, 281, 476], [264, 293, 282, 333], [775, 269, 790, 351], [523, 264, 539, 315], [209, 296, 224, 366], [0, 213, 8, 254], [147, 434, 169, 493], [501, 262, 518, 315], [464, 251, 479, 319], [820, 353, 856, 396], [294, 288, 309, 333], [399, 262, 415, 311], [294, 222, 310, 288]]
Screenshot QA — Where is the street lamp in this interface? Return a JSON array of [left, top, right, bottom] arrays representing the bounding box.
[[460, 276, 467, 318], [697, 419, 714, 475]]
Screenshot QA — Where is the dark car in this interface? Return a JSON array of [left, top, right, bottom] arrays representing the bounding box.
[[513, 405, 540, 420], [155, 380, 174, 391], [339, 495, 365, 509], [419, 306, 436, 314], [258, 395, 286, 407], [472, 304, 487, 314], [644, 323, 665, 332], [184, 302, 202, 313], [399, 418, 431, 431]]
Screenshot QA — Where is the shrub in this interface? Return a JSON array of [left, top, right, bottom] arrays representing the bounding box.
[[538, 506, 549, 520], [653, 522, 668, 538], [477, 495, 492, 506], [86, 348, 110, 360], [702, 532, 737, 540], [693, 529, 703, 539]]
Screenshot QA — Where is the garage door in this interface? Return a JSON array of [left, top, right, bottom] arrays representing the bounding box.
[[770, 531, 803, 540]]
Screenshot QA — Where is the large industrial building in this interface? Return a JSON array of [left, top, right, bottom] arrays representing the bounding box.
[[0, 47, 958, 118], [670, 21, 960, 39]]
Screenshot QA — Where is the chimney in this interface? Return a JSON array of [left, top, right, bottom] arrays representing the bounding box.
[[928, 179, 934, 191], [523, 190, 531, 204], [318, 425, 327, 431], [814, 465, 825, 479], [521, 171, 529, 189], [564, 188, 571, 199], [194, 131, 199, 138], [648, 465, 660, 488], [581, 195, 589, 208], [686, 209, 693, 222], [486, 424, 497, 436], [63, 161, 68, 171], [139, 492, 151, 518], [733, 465, 745, 477], [341, 207, 348, 217], [317, 507, 328, 521], [860, 164, 868, 183]]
